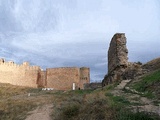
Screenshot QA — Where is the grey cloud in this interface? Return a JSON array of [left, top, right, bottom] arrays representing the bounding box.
[[0, 0, 21, 32], [0, 0, 160, 82]]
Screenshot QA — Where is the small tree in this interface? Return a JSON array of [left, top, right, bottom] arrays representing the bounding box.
[[137, 61, 142, 65]]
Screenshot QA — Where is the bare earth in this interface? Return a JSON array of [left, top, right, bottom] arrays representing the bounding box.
[[25, 104, 53, 120]]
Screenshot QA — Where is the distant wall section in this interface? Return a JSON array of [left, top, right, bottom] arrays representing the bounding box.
[[46, 67, 80, 90], [79, 67, 90, 89], [46, 67, 90, 90]]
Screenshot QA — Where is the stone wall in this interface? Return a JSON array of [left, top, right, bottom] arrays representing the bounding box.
[[79, 67, 90, 89], [46, 67, 90, 90], [46, 67, 80, 90], [0, 58, 90, 90], [0, 59, 40, 87], [37, 71, 46, 87]]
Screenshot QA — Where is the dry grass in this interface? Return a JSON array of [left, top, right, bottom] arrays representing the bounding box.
[[142, 57, 160, 71], [0, 99, 37, 120], [52, 89, 115, 120], [51, 86, 160, 120], [0, 82, 159, 120], [0, 83, 29, 98], [0, 83, 55, 120]]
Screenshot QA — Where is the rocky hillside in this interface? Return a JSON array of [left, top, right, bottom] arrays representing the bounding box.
[[142, 57, 160, 71], [0, 66, 160, 120]]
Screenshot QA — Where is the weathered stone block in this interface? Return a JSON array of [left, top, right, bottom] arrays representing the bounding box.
[[103, 33, 129, 86]]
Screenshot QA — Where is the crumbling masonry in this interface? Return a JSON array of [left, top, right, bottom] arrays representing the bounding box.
[[0, 58, 90, 90], [102, 33, 143, 86]]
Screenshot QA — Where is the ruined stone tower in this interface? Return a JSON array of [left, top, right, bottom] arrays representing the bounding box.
[[102, 33, 144, 86], [108, 33, 128, 73], [103, 33, 129, 85]]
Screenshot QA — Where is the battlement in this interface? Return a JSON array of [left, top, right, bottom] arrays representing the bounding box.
[[0, 58, 41, 88], [0, 58, 90, 89], [0, 59, 40, 70]]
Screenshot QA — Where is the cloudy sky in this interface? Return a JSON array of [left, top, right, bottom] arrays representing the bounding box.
[[0, 0, 160, 82]]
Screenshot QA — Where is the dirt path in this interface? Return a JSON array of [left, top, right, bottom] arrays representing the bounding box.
[[111, 79, 160, 116], [25, 104, 53, 120]]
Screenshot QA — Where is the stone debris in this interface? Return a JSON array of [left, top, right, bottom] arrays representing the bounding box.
[[115, 80, 131, 90]]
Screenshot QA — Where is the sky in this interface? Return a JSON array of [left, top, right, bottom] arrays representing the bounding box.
[[0, 0, 160, 82]]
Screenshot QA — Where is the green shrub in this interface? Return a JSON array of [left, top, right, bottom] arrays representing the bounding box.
[[115, 109, 159, 120], [106, 84, 114, 90], [104, 82, 119, 91], [134, 70, 160, 92], [141, 92, 155, 99], [107, 95, 130, 106], [137, 61, 142, 65], [132, 70, 160, 99], [105, 92, 113, 97], [62, 105, 79, 120]]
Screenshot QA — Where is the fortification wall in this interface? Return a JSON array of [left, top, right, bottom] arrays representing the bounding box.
[[46, 67, 80, 90], [0, 59, 40, 87], [0, 59, 90, 89]]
